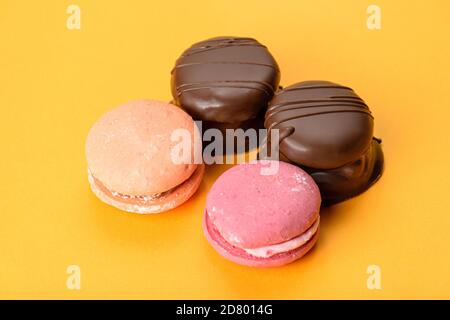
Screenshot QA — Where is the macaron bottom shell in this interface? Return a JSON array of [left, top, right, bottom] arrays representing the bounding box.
[[203, 211, 319, 267], [89, 164, 204, 214]]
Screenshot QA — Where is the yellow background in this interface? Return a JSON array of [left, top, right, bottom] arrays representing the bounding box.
[[1, 0, 449, 299]]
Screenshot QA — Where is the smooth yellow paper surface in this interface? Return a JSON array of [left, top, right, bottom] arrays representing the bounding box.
[[0, 0, 449, 299]]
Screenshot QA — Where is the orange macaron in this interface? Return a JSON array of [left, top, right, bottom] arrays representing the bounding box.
[[86, 100, 204, 214]]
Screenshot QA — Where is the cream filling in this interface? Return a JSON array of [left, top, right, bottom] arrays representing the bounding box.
[[88, 169, 175, 203], [243, 217, 320, 258]]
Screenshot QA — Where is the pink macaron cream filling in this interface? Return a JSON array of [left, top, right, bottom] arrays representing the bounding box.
[[204, 211, 320, 267], [243, 217, 320, 258], [205, 210, 319, 259]]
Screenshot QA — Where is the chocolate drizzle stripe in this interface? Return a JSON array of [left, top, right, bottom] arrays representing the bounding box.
[[266, 104, 372, 127], [267, 109, 374, 131], [173, 61, 279, 71], [276, 85, 354, 94], [265, 103, 372, 121], [177, 80, 276, 90], [330, 95, 364, 100], [177, 84, 272, 97], [196, 40, 259, 48], [182, 43, 267, 57], [267, 99, 369, 112], [176, 80, 275, 96], [191, 42, 259, 50], [194, 37, 257, 44]]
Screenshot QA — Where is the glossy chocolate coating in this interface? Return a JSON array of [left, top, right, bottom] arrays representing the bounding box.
[[263, 80, 384, 205], [265, 81, 374, 169], [301, 138, 383, 205], [171, 36, 280, 127]]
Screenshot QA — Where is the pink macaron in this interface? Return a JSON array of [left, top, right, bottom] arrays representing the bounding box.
[[86, 100, 204, 214], [203, 160, 321, 267]]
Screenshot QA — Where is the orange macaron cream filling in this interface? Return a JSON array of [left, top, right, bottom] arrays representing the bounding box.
[[88, 165, 204, 207]]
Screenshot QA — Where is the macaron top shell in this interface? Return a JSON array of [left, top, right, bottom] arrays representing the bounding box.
[[86, 100, 199, 195], [206, 161, 321, 249]]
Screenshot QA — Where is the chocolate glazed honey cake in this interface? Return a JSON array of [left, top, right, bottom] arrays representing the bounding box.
[[171, 37, 280, 153], [262, 81, 384, 205]]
